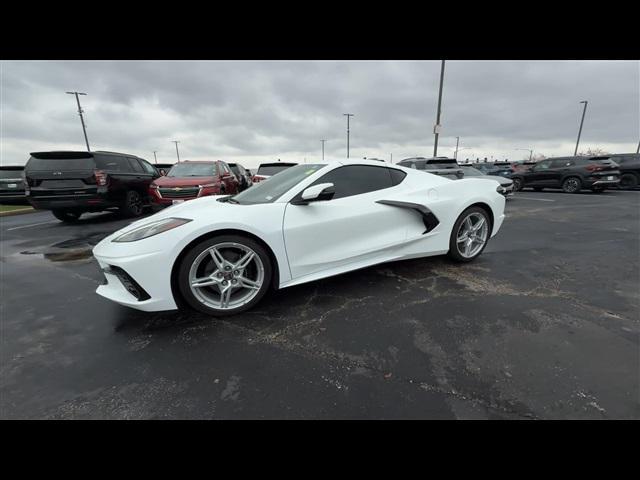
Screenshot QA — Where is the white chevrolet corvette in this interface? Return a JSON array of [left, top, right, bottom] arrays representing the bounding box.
[[93, 160, 505, 316]]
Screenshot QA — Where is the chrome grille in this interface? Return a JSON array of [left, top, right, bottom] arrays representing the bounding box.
[[158, 187, 200, 198]]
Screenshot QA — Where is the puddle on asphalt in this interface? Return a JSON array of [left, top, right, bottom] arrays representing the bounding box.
[[18, 233, 108, 263]]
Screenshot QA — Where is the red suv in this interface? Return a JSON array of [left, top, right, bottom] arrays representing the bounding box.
[[149, 160, 240, 206]]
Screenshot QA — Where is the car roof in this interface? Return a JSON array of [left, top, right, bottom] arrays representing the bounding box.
[[259, 162, 298, 167], [30, 150, 143, 159]]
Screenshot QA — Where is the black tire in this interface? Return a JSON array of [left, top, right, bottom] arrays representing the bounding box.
[[512, 177, 523, 191], [52, 209, 82, 223], [178, 235, 273, 316], [561, 176, 582, 193], [447, 206, 491, 263], [533, 187, 544, 192], [119, 190, 144, 218], [620, 173, 638, 189]]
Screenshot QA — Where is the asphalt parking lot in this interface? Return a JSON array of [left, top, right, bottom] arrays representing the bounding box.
[[1, 190, 639, 419]]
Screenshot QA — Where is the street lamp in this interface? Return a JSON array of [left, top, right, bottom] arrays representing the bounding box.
[[433, 60, 446, 157], [171, 141, 180, 162], [516, 148, 533, 161], [66, 91, 90, 151], [152, 151, 158, 164], [343, 114, 354, 158], [320, 139, 326, 161], [574, 100, 588, 156]]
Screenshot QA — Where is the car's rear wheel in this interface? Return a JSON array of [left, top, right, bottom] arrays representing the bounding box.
[[512, 177, 523, 191], [447, 206, 491, 263], [620, 173, 638, 189], [120, 190, 144, 218], [178, 235, 272, 316], [52, 209, 82, 223], [561, 177, 581, 193]]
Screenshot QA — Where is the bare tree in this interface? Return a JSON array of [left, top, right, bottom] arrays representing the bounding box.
[[578, 147, 610, 156]]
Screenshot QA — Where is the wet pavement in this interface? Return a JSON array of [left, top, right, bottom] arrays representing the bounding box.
[[1, 191, 639, 419]]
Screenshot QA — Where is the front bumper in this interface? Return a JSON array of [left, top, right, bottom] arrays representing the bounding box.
[[589, 179, 620, 188], [94, 246, 178, 312]]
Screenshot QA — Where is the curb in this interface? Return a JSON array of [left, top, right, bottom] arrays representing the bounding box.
[[0, 207, 37, 217]]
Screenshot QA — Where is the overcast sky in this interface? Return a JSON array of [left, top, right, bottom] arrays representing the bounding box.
[[1, 60, 638, 168]]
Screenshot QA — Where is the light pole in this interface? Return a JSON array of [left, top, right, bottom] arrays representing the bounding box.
[[343, 113, 354, 158], [66, 91, 90, 151], [636, 139, 639, 154], [453, 136, 460, 160], [516, 148, 533, 161], [153, 151, 158, 164], [171, 141, 180, 162], [321, 139, 326, 161], [433, 60, 446, 157], [390, 153, 393, 164], [574, 100, 588, 156]]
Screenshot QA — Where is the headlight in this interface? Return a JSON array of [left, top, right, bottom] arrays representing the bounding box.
[[112, 217, 192, 243]]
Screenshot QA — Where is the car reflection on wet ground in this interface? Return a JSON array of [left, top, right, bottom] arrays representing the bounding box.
[[1, 191, 639, 419]]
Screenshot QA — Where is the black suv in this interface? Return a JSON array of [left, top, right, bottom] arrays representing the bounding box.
[[25, 151, 160, 222], [397, 157, 464, 180], [608, 153, 640, 189], [0, 165, 27, 204], [227, 163, 253, 191], [509, 155, 620, 193]]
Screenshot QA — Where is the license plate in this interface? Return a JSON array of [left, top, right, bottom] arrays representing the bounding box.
[[172, 199, 185, 205], [607, 176, 614, 181], [7, 183, 17, 188]]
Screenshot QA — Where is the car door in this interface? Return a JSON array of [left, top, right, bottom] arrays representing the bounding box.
[[126, 157, 147, 194], [282, 165, 412, 279], [525, 159, 553, 186], [219, 162, 238, 193], [136, 158, 160, 200]]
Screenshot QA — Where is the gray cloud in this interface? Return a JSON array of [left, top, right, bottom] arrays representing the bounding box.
[[1, 60, 638, 167]]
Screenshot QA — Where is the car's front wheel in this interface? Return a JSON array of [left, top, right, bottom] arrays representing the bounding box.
[[447, 206, 491, 263], [620, 173, 638, 189], [52, 209, 82, 223], [512, 177, 523, 191], [178, 235, 272, 316]]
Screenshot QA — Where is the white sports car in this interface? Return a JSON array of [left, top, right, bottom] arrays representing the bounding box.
[[93, 160, 506, 316]]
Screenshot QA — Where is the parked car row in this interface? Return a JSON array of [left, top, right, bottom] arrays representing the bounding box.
[[17, 150, 286, 222]]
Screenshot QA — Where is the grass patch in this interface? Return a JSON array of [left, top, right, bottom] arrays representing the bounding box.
[[0, 204, 33, 213]]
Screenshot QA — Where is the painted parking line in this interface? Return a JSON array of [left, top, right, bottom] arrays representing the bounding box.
[[515, 196, 555, 202], [7, 220, 58, 231]]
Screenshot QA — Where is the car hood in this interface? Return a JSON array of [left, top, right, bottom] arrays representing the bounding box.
[[152, 176, 215, 187], [484, 175, 512, 186]]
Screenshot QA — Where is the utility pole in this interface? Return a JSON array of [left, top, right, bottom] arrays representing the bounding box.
[[171, 141, 181, 162], [66, 91, 90, 151], [321, 139, 326, 161], [153, 151, 158, 164], [454, 136, 460, 160], [433, 60, 446, 157], [574, 100, 588, 156], [343, 113, 354, 158], [390, 153, 393, 164], [636, 139, 639, 154]]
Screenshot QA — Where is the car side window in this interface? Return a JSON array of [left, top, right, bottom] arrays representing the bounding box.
[[536, 160, 552, 170], [95, 155, 132, 172], [389, 168, 407, 186], [310, 165, 394, 200], [550, 159, 571, 168], [139, 159, 157, 175], [127, 157, 144, 173]]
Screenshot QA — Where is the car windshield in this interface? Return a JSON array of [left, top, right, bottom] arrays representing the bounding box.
[[229, 164, 326, 205], [257, 164, 295, 176], [462, 167, 484, 176], [167, 163, 215, 177]]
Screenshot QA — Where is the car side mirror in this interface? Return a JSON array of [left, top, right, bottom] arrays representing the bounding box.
[[292, 183, 335, 205]]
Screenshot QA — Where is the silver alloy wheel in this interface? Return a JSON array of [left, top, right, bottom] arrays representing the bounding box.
[[188, 242, 264, 310], [456, 212, 489, 259]]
